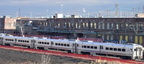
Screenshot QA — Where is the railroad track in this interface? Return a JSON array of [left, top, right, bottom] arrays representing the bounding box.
[[0, 45, 143, 64]]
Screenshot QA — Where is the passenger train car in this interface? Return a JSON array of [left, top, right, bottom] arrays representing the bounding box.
[[0, 34, 143, 60]]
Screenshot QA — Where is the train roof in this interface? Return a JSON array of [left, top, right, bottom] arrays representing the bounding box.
[[35, 38, 75, 43], [76, 41, 142, 48]]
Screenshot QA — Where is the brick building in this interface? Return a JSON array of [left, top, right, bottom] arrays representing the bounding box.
[[0, 18, 4, 33], [16, 18, 144, 44], [0, 17, 16, 34]]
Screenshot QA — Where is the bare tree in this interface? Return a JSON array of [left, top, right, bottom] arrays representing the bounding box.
[[41, 55, 51, 64]]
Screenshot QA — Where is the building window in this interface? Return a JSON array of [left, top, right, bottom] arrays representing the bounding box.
[[102, 22, 105, 29], [98, 22, 101, 29], [111, 23, 114, 29], [76, 23, 78, 28], [116, 24, 119, 29], [68, 23, 71, 28], [94, 23, 97, 29], [86, 23, 89, 28], [83, 23, 85, 28], [90, 23, 93, 28], [107, 23, 110, 29]]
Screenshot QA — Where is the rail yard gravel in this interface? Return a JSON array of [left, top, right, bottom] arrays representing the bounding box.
[[0, 48, 90, 64]]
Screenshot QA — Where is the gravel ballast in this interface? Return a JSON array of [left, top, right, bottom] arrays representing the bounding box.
[[0, 48, 90, 64]]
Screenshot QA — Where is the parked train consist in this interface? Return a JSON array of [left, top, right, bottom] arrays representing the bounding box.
[[0, 34, 143, 60]]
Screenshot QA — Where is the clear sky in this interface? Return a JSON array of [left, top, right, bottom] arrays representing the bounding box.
[[0, 0, 143, 17]]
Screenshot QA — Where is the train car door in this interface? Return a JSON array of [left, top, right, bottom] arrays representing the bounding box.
[[51, 42, 54, 49], [99, 45, 103, 53], [31, 39, 36, 48], [134, 47, 143, 59], [0, 37, 3, 45], [72, 43, 78, 53]]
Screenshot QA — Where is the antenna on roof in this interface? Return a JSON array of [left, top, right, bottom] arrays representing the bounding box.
[[115, 4, 118, 18]]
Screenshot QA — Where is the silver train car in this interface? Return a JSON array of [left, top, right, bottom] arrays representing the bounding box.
[[0, 34, 143, 60]]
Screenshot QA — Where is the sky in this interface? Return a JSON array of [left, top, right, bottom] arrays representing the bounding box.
[[0, 0, 143, 17]]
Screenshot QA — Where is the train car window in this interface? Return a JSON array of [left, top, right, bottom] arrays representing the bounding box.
[[67, 44, 70, 47], [61, 44, 63, 46], [91, 46, 93, 49], [64, 44, 66, 46], [58, 43, 60, 46], [94, 46, 97, 49], [55, 43, 57, 45], [87, 46, 90, 48], [134, 49, 137, 51], [122, 49, 125, 52], [84, 46, 86, 48], [118, 48, 121, 51], [106, 47, 109, 50], [110, 48, 113, 50], [114, 48, 117, 51]]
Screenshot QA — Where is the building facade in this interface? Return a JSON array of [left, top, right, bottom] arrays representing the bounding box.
[[0, 17, 16, 34], [0, 18, 4, 33], [16, 18, 144, 44]]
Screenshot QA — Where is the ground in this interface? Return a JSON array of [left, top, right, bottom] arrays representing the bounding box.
[[0, 48, 90, 64]]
